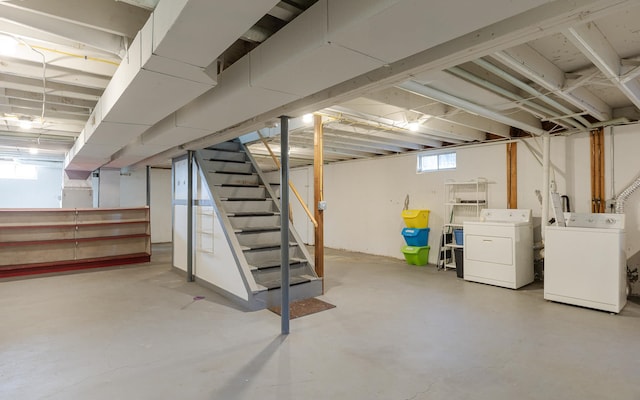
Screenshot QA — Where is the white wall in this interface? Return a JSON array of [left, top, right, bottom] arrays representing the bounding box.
[[0, 164, 63, 208], [287, 126, 640, 269], [97, 168, 121, 207], [120, 168, 173, 243]]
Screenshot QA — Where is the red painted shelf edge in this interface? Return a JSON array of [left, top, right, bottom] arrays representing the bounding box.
[[0, 253, 151, 278]]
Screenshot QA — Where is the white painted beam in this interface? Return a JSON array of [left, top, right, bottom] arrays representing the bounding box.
[[0, 57, 110, 89], [0, 3, 127, 57], [565, 23, 640, 111], [3, 88, 96, 110], [0, 73, 102, 101], [398, 80, 545, 135], [0, 0, 150, 38], [364, 87, 511, 137], [495, 44, 611, 121]]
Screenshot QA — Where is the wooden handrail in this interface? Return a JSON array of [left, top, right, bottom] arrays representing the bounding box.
[[257, 131, 318, 228]]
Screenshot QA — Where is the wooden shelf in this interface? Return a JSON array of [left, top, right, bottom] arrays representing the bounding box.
[[0, 207, 151, 277]]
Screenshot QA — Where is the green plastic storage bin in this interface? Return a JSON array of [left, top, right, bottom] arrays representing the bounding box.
[[401, 245, 430, 266]]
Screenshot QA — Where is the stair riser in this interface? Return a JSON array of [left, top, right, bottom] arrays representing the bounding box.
[[209, 141, 242, 152], [243, 246, 299, 266], [201, 149, 246, 163], [222, 200, 277, 214], [205, 160, 253, 174], [229, 215, 280, 230], [216, 186, 266, 199], [211, 173, 259, 186], [237, 230, 283, 247]]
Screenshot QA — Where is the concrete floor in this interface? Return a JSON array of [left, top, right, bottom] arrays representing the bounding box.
[[1, 244, 639, 400]]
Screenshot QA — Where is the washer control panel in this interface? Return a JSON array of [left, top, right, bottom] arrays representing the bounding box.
[[563, 212, 625, 229]]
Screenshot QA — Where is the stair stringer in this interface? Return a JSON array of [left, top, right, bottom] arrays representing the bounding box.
[[193, 151, 266, 311]]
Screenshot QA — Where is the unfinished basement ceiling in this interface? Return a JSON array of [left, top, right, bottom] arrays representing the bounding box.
[[1, 1, 640, 172]]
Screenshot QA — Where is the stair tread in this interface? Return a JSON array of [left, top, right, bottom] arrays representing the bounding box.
[[215, 183, 262, 188], [242, 242, 297, 251], [234, 226, 281, 233], [259, 276, 311, 290], [222, 198, 271, 202], [229, 212, 280, 217], [249, 258, 305, 271], [213, 171, 255, 176]]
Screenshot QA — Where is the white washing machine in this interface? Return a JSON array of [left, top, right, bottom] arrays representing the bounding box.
[[544, 213, 626, 313], [463, 209, 534, 289]]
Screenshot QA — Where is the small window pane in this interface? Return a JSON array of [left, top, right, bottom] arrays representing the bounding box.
[[438, 152, 456, 169], [419, 155, 438, 172], [417, 151, 456, 172]]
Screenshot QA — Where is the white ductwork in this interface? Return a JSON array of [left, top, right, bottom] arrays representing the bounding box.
[[615, 175, 640, 214], [106, 0, 554, 168], [64, 0, 280, 174]]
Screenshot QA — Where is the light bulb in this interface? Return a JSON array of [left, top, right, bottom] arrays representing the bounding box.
[[302, 113, 313, 123], [29, 147, 39, 155], [408, 122, 419, 132], [19, 119, 32, 130], [0, 35, 18, 56]]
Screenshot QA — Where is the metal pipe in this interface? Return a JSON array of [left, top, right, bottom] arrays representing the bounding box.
[[541, 134, 551, 240], [186, 150, 194, 282], [146, 165, 151, 207], [280, 116, 290, 335]]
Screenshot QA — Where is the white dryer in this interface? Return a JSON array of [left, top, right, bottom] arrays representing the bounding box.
[[463, 209, 534, 289], [544, 213, 626, 313]]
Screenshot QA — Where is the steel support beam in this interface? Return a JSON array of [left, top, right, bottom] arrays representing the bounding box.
[[186, 150, 194, 282], [280, 116, 290, 335]]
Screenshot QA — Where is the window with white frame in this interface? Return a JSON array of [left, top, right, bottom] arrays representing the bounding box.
[[0, 162, 38, 180], [417, 151, 456, 173]]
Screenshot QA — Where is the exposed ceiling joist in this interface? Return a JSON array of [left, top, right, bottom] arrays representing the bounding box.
[[0, 72, 102, 100], [494, 44, 612, 121], [565, 23, 640, 111], [0, 57, 110, 89], [0, 3, 128, 57], [398, 80, 545, 136], [2, 88, 96, 110], [0, 0, 150, 38], [322, 122, 426, 150]]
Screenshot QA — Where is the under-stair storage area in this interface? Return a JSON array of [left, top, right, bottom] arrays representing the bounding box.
[[0, 207, 151, 278]]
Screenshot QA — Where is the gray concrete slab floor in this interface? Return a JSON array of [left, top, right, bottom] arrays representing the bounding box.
[[1, 244, 639, 400]]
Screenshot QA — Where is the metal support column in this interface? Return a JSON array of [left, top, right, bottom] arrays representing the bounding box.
[[280, 116, 290, 335], [541, 134, 550, 240], [186, 151, 194, 282], [146, 165, 151, 207]]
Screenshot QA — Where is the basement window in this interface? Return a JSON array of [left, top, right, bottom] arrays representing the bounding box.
[[0, 162, 37, 180], [417, 151, 456, 173]]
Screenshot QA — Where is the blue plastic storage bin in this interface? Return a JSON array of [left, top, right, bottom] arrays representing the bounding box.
[[402, 227, 430, 246], [454, 229, 464, 245]]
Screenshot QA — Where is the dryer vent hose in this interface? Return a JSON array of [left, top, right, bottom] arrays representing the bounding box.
[[615, 176, 640, 214]]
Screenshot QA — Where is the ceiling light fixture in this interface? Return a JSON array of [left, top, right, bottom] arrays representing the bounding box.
[[29, 147, 39, 155], [0, 35, 18, 56], [407, 122, 420, 131], [302, 113, 314, 124], [19, 119, 33, 130]]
